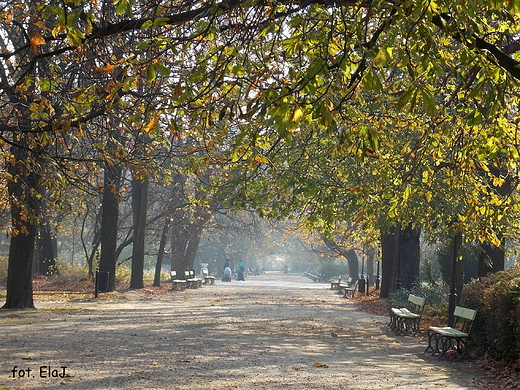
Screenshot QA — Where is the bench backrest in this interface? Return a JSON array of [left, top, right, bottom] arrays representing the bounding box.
[[453, 306, 477, 335], [202, 269, 209, 277], [184, 270, 190, 279], [409, 294, 426, 307], [407, 294, 426, 316], [170, 271, 177, 280]]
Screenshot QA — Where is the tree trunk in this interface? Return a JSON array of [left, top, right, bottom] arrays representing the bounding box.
[[98, 165, 121, 292], [380, 227, 397, 299], [130, 177, 148, 289], [170, 209, 209, 277], [366, 247, 376, 285], [153, 216, 171, 287], [320, 234, 358, 281], [478, 241, 505, 277], [448, 232, 464, 325], [36, 221, 58, 276], [399, 226, 421, 289], [344, 249, 359, 282], [3, 146, 40, 309]]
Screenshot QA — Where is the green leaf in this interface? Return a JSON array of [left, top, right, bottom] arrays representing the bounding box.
[[146, 65, 156, 82]]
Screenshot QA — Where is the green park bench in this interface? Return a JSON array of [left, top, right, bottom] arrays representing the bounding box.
[[304, 271, 322, 282], [341, 279, 358, 299], [425, 306, 477, 359], [185, 270, 202, 289], [170, 271, 187, 291], [330, 275, 343, 290], [389, 294, 426, 335], [202, 268, 215, 285]]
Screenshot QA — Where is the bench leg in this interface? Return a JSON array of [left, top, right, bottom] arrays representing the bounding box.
[[425, 329, 440, 355], [438, 337, 469, 360]]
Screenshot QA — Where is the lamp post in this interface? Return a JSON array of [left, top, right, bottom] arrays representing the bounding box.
[[375, 260, 381, 290], [448, 232, 461, 326], [358, 253, 366, 294], [395, 225, 402, 291]]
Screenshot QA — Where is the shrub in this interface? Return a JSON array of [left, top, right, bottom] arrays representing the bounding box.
[[461, 263, 520, 361], [386, 280, 449, 316], [55, 259, 90, 280], [0, 255, 7, 280]]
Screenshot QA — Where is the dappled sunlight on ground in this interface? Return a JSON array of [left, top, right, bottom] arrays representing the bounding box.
[[0, 272, 513, 389]]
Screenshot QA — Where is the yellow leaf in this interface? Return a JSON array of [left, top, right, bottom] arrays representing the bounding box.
[[30, 32, 45, 55], [92, 64, 119, 74], [291, 107, 303, 122], [150, 362, 158, 366], [4, 9, 12, 23], [144, 116, 158, 133], [313, 362, 329, 368]]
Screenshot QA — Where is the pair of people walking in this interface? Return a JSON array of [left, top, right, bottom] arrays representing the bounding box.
[[222, 260, 245, 282]]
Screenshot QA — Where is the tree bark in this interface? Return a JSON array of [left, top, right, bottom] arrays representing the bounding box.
[[448, 231, 464, 325], [399, 226, 421, 289], [153, 216, 171, 287], [380, 227, 397, 299], [98, 164, 121, 292], [3, 145, 40, 309], [477, 241, 505, 277], [365, 246, 376, 285], [35, 221, 58, 276], [130, 177, 148, 289]]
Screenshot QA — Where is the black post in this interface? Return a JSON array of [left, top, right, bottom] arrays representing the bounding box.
[[448, 232, 460, 326], [358, 254, 366, 294], [95, 268, 99, 298], [395, 225, 402, 291], [375, 260, 381, 290]]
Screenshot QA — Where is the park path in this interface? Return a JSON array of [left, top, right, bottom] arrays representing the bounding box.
[[0, 272, 491, 389]]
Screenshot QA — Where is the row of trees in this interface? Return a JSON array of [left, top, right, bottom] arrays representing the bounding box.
[[1, 1, 520, 308]]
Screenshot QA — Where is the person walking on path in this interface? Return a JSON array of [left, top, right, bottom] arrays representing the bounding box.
[[237, 261, 245, 281]]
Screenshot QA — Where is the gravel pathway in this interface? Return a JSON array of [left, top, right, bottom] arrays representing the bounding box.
[[0, 272, 491, 389]]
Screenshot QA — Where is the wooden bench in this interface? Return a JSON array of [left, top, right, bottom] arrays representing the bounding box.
[[330, 275, 343, 290], [202, 269, 215, 285], [304, 271, 322, 282], [342, 279, 359, 299], [425, 306, 477, 359], [185, 270, 202, 289], [389, 294, 426, 335], [170, 271, 187, 291]]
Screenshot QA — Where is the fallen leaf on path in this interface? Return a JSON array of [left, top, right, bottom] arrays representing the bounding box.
[[313, 362, 329, 368]]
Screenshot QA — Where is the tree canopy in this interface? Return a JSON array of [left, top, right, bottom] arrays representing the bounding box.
[[1, 0, 520, 307]]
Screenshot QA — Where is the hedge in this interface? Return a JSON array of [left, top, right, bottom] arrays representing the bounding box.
[[461, 263, 520, 361]]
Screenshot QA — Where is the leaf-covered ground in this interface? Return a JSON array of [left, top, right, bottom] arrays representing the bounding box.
[[0, 272, 517, 389]]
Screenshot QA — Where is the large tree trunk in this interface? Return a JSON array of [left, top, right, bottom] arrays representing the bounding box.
[[399, 226, 421, 289], [448, 232, 464, 325], [478, 241, 505, 277], [320, 234, 359, 281], [35, 220, 58, 276], [379, 225, 420, 298], [170, 210, 209, 277], [153, 216, 171, 287], [365, 247, 376, 285], [98, 165, 121, 292], [130, 177, 148, 289], [3, 146, 40, 309], [344, 249, 359, 282], [380, 227, 397, 299]]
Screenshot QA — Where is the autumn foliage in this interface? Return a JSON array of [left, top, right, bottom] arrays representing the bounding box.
[[461, 263, 520, 362]]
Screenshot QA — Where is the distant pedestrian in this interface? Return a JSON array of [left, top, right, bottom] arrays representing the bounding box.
[[222, 266, 232, 282], [237, 261, 245, 281]]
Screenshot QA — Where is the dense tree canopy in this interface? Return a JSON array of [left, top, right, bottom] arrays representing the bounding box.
[[1, 0, 520, 307]]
